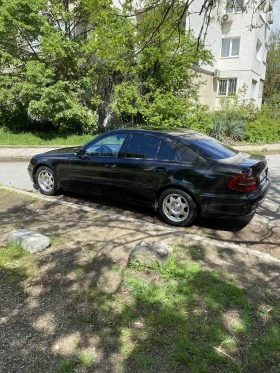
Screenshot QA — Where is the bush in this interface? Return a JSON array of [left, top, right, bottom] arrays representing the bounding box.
[[244, 100, 280, 143], [210, 116, 245, 144], [245, 118, 280, 143]]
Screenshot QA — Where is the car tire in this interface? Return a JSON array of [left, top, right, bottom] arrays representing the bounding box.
[[36, 166, 60, 196], [158, 188, 197, 227]]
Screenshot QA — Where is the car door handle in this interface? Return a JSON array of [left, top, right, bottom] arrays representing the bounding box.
[[105, 164, 116, 169], [152, 167, 168, 173]]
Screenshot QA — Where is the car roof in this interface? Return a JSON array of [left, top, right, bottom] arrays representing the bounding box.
[[107, 128, 212, 141]]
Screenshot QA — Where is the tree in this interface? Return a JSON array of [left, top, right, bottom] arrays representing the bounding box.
[[0, 0, 212, 132], [263, 30, 280, 103]]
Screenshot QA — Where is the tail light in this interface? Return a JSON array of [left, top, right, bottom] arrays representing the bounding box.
[[228, 169, 257, 192]]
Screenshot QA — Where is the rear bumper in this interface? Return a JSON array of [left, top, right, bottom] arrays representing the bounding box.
[[200, 178, 270, 217]]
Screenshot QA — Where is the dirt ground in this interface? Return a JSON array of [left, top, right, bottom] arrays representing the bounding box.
[[0, 189, 280, 373], [57, 190, 280, 259]]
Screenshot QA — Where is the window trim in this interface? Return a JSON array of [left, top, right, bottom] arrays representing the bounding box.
[[221, 37, 240, 58], [217, 78, 238, 97]]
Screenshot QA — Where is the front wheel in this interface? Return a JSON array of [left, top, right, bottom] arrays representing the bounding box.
[[36, 166, 60, 196], [158, 188, 197, 227]]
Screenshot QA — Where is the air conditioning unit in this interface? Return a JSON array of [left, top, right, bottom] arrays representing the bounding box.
[[222, 13, 233, 23], [214, 69, 220, 78], [267, 12, 273, 24]]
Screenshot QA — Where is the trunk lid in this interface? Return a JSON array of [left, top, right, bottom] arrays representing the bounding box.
[[218, 152, 268, 191]]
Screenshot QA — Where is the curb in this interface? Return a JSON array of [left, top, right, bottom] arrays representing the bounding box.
[[1, 185, 279, 264]]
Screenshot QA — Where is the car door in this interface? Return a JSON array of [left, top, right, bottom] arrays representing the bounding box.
[[68, 132, 128, 196], [115, 133, 180, 203]]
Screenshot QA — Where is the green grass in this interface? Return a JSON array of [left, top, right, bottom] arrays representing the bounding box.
[[0, 128, 95, 146], [58, 352, 95, 373], [107, 255, 280, 372], [0, 244, 38, 284]]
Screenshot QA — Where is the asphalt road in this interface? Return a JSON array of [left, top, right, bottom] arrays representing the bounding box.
[[0, 155, 279, 221]]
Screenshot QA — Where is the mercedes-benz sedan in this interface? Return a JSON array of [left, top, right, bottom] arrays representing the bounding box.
[[28, 129, 270, 227]]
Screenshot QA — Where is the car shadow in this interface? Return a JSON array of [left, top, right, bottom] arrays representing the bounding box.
[[59, 191, 247, 232]]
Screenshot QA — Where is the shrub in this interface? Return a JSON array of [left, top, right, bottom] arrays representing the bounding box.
[[245, 118, 280, 143], [210, 116, 245, 144]]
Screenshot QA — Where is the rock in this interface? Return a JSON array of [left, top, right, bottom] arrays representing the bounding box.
[[7, 229, 50, 254], [129, 241, 173, 267]]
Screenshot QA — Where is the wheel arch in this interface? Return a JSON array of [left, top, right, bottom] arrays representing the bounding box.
[[155, 184, 201, 213], [33, 163, 59, 184]]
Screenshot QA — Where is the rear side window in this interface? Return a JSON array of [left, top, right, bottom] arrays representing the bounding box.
[[125, 134, 160, 159], [157, 140, 178, 161], [180, 138, 239, 160]]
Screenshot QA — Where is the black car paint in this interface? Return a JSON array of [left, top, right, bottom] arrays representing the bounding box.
[[28, 129, 270, 218]]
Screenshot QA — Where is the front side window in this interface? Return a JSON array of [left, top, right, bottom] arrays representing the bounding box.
[[221, 38, 240, 57], [218, 78, 237, 96], [85, 133, 127, 157], [125, 134, 160, 159]]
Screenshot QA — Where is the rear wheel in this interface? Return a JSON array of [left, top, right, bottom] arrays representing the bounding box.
[[36, 166, 60, 196], [158, 188, 197, 227]]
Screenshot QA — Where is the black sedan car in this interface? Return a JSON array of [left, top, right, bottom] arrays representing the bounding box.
[[28, 129, 270, 227]]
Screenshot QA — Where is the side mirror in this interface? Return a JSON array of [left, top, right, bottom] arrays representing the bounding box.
[[74, 148, 85, 157]]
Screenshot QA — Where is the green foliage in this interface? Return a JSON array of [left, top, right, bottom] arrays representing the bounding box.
[[0, 127, 95, 145], [263, 30, 280, 101], [245, 113, 280, 144], [0, 244, 37, 284], [112, 28, 212, 128], [209, 85, 259, 143], [120, 253, 280, 372], [0, 0, 212, 134], [211, 116, 245, 144], [28, 81, 98, 133]]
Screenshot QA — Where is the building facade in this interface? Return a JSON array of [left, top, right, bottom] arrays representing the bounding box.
[[187, 0, 273, 110]]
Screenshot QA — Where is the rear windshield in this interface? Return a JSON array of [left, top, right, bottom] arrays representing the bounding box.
[[179, 138, 239, 160]]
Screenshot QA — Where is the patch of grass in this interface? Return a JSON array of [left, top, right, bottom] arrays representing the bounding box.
[[49, 236, 67, 246], [78, 352, 95, 368], [111, 255, 280, 372], [0, 244, 37, 284], [0, 128, 96, 146], [58, 352, 95, 373], [57, 360, 76, 373]]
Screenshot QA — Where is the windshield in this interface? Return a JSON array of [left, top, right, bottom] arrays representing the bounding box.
[[179, 138, 239, 160]]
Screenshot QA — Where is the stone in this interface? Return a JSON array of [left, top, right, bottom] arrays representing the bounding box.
[[129, 241, 173, 267], [7, 229, 50, 254]]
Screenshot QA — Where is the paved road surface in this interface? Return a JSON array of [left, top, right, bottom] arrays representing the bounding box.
[[0, 155, 279, 221]]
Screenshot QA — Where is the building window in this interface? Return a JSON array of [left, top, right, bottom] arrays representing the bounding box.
[[256, 40, 262, 61], [218, 78, 237, 96], [226, 0, 244, 13], [221, 38, 240, 57], [258, 80, 264, 98], [251, 80, 257, 99]]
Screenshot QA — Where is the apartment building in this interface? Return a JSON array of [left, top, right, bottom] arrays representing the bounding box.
[[114, 0, 273, 111], [187, 0, 273, 110]]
